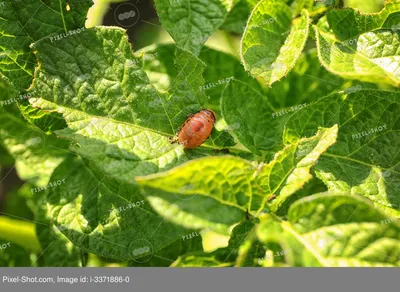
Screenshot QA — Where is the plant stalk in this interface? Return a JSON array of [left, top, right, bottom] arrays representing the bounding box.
[[0, 216, 41, 253]]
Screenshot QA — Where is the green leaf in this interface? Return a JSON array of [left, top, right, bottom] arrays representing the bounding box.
[[137, 156, 252, 233], [0, 0, 90, 92], [136, 44, 261, 113], [46, 156, 202, 262], [240, 0, 310, 85], [18, 102, 67, 133], [257, 193, 400, 267], [172, 220, 262, 267], [35, 194, 85, 267], [259, 125, 338, 212], [0, 117, 67, 186], [284, 89, 400, 216], [154, 0, 236, 55], [31, 26, 233, 151], [0, 0, 91, 132], [265, 49, 351, 109], [220, 0, 259, 34], [134, 45, 177, 93], [0, 74, 18, 109], [315, 2, 400, 87], [229, 220, 266, 266], [128, 233, 203, 267], [171, 250, 233, 267], [0, 94, 68, 185], [199, 48, 262, 110], [29, 27, 236, 196], [0, 216, 41, 254], [137, 125, 338, 231], [221, 79, 283, 155], [274, 177, 327, 216]]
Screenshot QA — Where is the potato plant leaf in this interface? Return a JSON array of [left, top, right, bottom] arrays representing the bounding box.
[[172, 220, 262, 267], [0, 0, 91, 132], [315, 1, 400, 86], [220, 0, 259, 34], [128, 235, 203, 267], [35, 195, 86, 267], [154, 0, 237, 55], [229, 220, 266, 266], [0, 77, 68, 185], [30, 28, 232, 144], [199, 48, 263, 110], [0, 0, 90, 92], [257, 193, 400, 267], [259, 125, 338, 212], [30, 27, 233, 183], [137, 156, 252, 234], [240, 0, 310, 85], [46, 156, 203, 261], [137, 125, 338, 231], [18, 102, 67, 133], [265, 49, 350, 109], [29, 27, 237, 261], [0, 112, 67, 185], [221, 79, 282, 155], [136, 44, 261, 113], [284, 89, 400, 216]]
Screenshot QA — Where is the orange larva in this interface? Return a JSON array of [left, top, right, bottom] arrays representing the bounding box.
[[178, 109, 216, 149]]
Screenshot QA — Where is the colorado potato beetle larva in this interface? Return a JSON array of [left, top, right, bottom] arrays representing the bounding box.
[[177, 109, 216, 149]]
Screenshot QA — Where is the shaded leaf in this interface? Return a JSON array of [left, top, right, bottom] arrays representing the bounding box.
[[172, 220, 262, 266], [28, 27, 236, 203], [265, 49, 350, 109], [154, 0, 236, 55], [0, 242, 31, 267], [128, 234, 203, 267], [171, 250, 233, 267], [137, 44, 261, 114], [35, 193, 86, 267], [221, 0, 259, 34], [0, 0, 90, 91], [0, 0, 91, 132], [221, 79, 282, 155], [46, 156, 201, 261], [0, 77, 68, 185]]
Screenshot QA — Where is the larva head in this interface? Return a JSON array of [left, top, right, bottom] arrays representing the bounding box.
[[202, 109, 216, 123]]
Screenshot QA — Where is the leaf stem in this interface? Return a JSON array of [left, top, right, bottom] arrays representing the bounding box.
[[0, 216, 41, 253]]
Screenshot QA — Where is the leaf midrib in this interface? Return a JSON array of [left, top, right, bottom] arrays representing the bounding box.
[[279, 219, 328, 266], [34, 97, 173, 138]]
